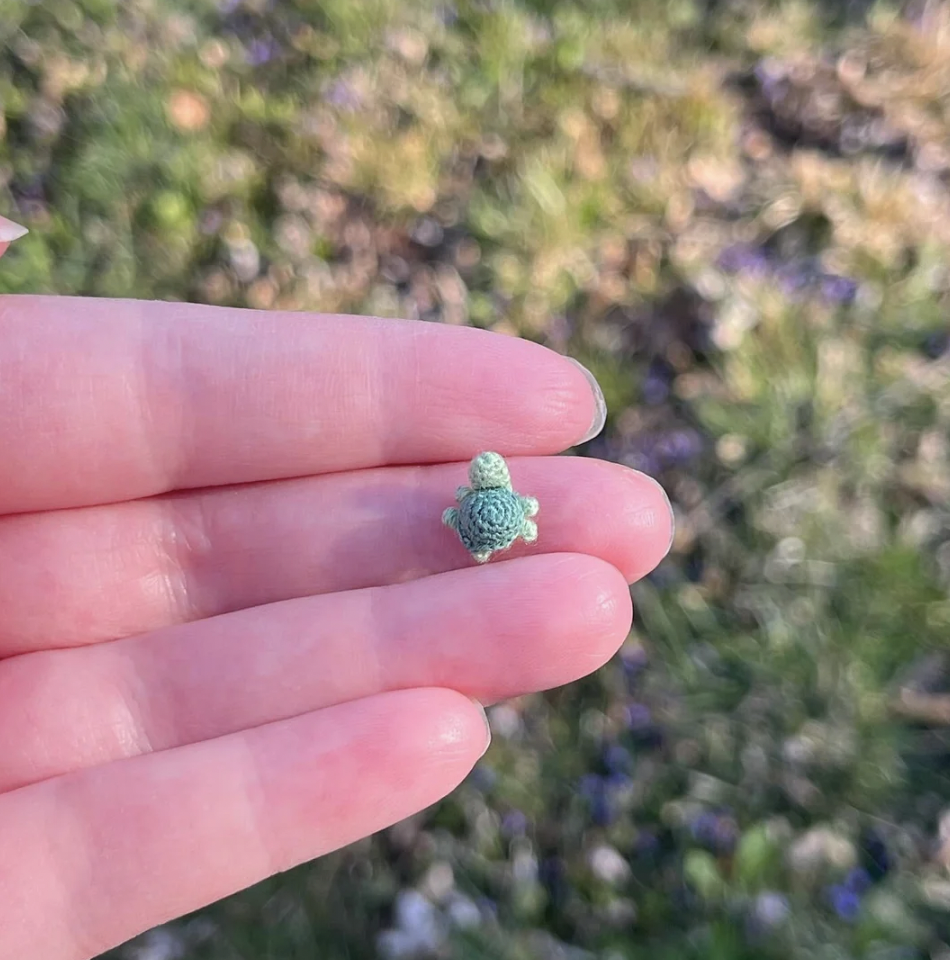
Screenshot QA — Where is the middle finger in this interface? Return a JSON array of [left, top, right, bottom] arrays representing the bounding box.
[[0, 456, 671, 656]]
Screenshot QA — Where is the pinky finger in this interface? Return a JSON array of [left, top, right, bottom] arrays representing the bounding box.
[[0, 688, 489, 960], [0, 215, 28, 258]]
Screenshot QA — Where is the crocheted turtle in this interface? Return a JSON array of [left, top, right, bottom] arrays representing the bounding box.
[[442, 452, 539, 563]]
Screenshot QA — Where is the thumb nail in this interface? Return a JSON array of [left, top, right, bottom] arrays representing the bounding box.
[[470, 698, 492, 757], [0, 215, 28, 243], [568, 358, 607, 444]]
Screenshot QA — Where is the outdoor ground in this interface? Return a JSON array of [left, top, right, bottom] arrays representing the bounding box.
[[4, 1, 950, 957]]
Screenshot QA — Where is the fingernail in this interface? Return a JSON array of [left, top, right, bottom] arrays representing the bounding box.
[[0, 215, 28, 243], [644, 474, 676, 558], [568, 358, 607, 444], [470, 698, 492, 757]]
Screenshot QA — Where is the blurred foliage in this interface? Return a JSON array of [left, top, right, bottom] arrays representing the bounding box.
[[5, 0, 950, 957]]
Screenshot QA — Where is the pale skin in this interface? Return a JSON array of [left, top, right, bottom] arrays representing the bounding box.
[[0, 217, 673, 960]]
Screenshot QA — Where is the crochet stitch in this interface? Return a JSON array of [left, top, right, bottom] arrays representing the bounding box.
[[442, 452, 539, 563]]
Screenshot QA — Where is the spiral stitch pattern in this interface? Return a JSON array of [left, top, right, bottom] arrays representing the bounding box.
[[458, 488, 524, 553]]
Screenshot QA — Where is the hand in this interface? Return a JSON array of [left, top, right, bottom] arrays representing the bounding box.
[[0, 222, 673, 959]]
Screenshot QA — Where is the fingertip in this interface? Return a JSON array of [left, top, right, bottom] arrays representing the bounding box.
[[570, 554, 635, 667], [485, 336, 606, 454], [502, 553, 633, 680], [498, 458, 674, 584], [616, 469, 675, 583], [398, 688, 493, 768]]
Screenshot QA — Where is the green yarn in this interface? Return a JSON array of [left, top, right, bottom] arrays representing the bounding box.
[[442, 452, 539, 563], [468, 451, 511, 490], [457, 488, 524, 553]]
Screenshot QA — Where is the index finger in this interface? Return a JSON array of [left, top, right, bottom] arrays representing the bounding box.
[[0, 296, 603, 513]]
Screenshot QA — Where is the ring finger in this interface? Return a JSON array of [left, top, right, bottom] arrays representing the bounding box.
[[0, 553, 631, 791]]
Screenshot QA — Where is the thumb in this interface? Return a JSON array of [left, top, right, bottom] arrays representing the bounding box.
[[0, 214, 28, 258]]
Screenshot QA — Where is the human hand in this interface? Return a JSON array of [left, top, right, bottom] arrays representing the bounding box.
[[0, 219, 673, 959]]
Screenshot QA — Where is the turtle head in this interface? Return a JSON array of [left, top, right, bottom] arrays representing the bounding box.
[[469, 451, 511, 490]]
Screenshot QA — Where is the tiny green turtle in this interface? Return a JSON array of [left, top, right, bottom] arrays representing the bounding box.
[[442, 452, 539, 563]]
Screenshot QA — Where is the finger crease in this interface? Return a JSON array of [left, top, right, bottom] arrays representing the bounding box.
[[154, 497, 215, 626]]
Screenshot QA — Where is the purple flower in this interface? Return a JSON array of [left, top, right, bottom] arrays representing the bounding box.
[[246, 38, 278, 66], [583, 436, 615, 464], [578, 776, 614, 825], [546, 314, 572, 344], [753, 59, 787, 101], [468, 763, 496, 792], [501, 809, 528, 838], [656, 428, 702, 465], [620, 450, 661, 477], [819, 274, 858, 305], [325, 78, 364, 112], [618, 432, 665, 472], [591, 792, 613, 826], [643, 369, 670, 406], [752, 891, 790, 928], [624, 702, 652, 729], [775, 262, 815, 296], [627, 707, 663, 748], [605, 771, 633, 792], [712, 817, 739, 853], [579, 774, 604, 800], [689, 812, 738, 853], [845, 867, 871, 894], [827, 884, 861, 922], [604, 743, 632, 774], [717, 244, 769, 275], [620, 648, 648, 684], [690, 812, 720, 846]]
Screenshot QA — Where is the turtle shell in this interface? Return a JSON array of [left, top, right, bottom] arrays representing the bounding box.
[[458, 488, 524, 554]]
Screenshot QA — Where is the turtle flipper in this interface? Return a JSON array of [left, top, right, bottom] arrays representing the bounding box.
[[442, 507, 460, 530], [521, 519, 538, 543], [456, 485, 473, 503], [521, 495, 539, 518], [472, 550, 492, 563]]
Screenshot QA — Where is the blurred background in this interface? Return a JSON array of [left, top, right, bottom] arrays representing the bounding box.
[[3, 0, 950, 956]]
